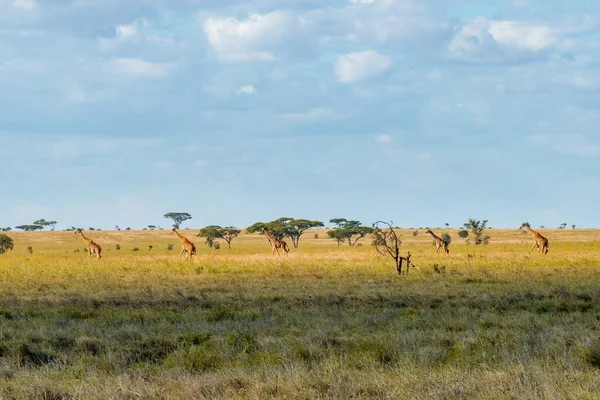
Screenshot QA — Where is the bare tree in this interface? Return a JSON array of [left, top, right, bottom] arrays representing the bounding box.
[[372, 221, 413, 274]]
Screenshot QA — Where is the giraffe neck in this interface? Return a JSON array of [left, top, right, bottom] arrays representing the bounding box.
[[428, 232, 440, 241], [174, 230, 187, 243], [78, 232, 92, 244]]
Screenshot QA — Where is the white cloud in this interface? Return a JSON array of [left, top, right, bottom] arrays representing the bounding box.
[[375, 134, 391, 144], [106, 58, 174, 78], [334, 50, 392, 83], [530, 133, 600, 156], [237, 85, 257, 95], [202, 12, 290, 62], [280, 108, 341, 123], [349, 0, 375, 3], [12, 0, 36, 10], [449, 18, 556, 61]]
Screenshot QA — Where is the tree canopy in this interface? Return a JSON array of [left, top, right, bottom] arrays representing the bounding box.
[[33, 219, 57, 231], [15, 224, 44, 231], [164, 212, 192, 229], [247, 218, 323, 248], [327, 218, 373, 246], [0, 234, 14, 254], [197, 225, 241, 249]]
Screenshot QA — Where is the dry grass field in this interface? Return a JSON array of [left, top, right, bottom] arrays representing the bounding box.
[[1, 228, 600, 399]]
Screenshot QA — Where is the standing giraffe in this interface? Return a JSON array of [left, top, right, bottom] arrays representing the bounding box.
[[171, 228, 197, 259], [75, 229, 102, 259], [262, 229, 289, 256], [519, 223, 549, 254], [425, 229, 449, 254]]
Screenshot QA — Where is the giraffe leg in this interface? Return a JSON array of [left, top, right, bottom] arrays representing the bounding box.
[[180, 248, 185, 258], [530, 243, 538, 253]]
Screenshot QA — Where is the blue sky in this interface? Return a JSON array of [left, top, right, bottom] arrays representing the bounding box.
[[1, 0, 599, 230]]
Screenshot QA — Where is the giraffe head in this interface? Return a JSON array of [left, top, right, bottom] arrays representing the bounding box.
[[75, 228, 82, 234], [425, 228, 432, 234], [171, 227, 177, 234], [519, 223, 530, 230]]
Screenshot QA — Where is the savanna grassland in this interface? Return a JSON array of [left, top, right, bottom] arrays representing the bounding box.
[[1, 228, 600, 399]]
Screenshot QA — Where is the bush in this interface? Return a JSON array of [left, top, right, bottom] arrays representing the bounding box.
[[167, 244, 174, 251], [458, 230, 469, 239], [27, 246, 33, 254], [0, 234, 14, 254], [132, 247, 140, 252], [441, 233, 451, 245], [115, 244, 121, 250], [412, 230, 418, 237], [584, 343, 600, 368]]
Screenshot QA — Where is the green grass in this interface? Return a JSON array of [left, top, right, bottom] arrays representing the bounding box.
[[0, 229, 599, 398]]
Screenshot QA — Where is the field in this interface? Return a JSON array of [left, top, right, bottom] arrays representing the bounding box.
[[1, 228, 600, 399]]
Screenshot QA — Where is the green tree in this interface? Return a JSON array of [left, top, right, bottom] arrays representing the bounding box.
[[0, 234, 14, 254], [220, 227, 241, 249], [197, 225, 223, 249], [327, 218, 374, 247], [441, 233, 451, 245], [1, 227, 11, 232], [248, 218, 322, 248], [458, 229, 469, 240], [33, 219, 57, 231], [15, 224, 44, 231], [463, 219, 489, 245], [163, 212, 192, 229]]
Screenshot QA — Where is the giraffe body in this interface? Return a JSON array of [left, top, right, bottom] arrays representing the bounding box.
[[520, 224, 549, 254], [172, 228, 197, 259], [263, 229, 289, 256], [425, 229, 449, 254], [75, 229, 102, 259]]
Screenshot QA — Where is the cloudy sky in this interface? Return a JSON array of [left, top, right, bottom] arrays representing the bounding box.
[[1, 0, 599, 230]]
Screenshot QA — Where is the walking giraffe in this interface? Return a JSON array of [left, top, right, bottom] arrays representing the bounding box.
[[262, 229, 289, 256], [425, 229, 450, 254], [75, 229, 102, 259], [171, 228, 197, 259], [519, 223, 549, 254]]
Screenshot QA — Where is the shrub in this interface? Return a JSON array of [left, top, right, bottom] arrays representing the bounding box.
[[115, 244, 121, 250], [27, 246, 33, 254], [132, 247, 140, 252], [458, 230, 469, 239], [441, 233, 451, 245], [0, 234, 14, 254], [584, 343, 600, 368], [167, 244, 174, 251]]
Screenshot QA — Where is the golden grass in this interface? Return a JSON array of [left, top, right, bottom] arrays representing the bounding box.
[[0, 228, 599, 399]]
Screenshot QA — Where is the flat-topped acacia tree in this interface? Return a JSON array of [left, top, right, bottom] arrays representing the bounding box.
[[163, 212, 192, 229], [247, 218, 323, 248]]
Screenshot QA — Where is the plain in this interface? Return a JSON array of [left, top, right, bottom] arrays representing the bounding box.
[[0, 228, 599, 399]]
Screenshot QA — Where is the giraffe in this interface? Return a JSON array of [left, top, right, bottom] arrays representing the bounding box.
[[75, 229, 102, 259], [519, 223, 549, 254], [171, 228, 197, 259], [425, 229, 449, 254], [262, 229, 289, 256]]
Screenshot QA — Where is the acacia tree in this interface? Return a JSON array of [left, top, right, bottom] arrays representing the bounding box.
[[372, 221, 412, 274], [164, 212, 192, 229], [197, 226, 241, 249], [197, 225, 222, 249], [33, 219, 57, 231], [247, 218, 323, 248], [327, 218, 373, 246], [0, 234, 14, 254], [463, 219, 489, 245], [15, 224, 44, 231], [220, 227, 241, 249]]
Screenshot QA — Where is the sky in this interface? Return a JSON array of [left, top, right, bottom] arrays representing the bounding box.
[[1, 0, 599, 230]]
